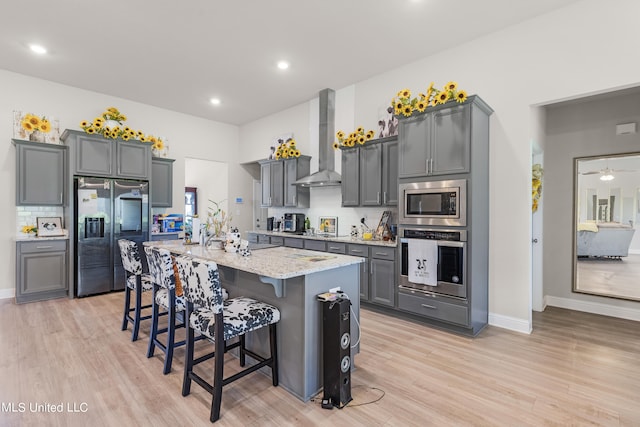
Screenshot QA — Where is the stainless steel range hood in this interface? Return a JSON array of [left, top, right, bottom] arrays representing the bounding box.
[[294, 88, 341, 187]]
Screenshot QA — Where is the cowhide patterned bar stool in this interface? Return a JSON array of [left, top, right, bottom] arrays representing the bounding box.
[[144, 246, 187, 375], [175, 255, 280, 423], [117, 239, 153, 341]]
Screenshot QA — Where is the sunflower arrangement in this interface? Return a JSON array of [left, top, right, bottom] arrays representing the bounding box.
[[532, 163, 543, 213], [332, 127, 376, 149], [390, 81, 468, 118], [274, 138, 301, 160], [21, 113, 52, 134], [21, 224, 37, 235], [79, 107, 164, 150]]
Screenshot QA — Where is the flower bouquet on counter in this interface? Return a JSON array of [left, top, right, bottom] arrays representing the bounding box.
[[21, 224, 37, 235], [332, 127, 375, 149], [206, 199, 232, 238], [390, 81, 468, 118]]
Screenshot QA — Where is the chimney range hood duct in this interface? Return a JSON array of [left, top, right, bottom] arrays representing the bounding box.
[[294, 88, 342, 187]]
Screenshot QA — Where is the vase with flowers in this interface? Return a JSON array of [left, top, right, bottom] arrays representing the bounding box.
[[21, 113, 52, 142], [332, 126, 375, 150], [390, 81, 469, 118]]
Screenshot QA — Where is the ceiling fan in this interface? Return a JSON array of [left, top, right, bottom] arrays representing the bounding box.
[[580, 166, 639, 181]]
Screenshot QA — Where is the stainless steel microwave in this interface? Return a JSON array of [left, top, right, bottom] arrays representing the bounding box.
[[398, 179, 466, 226]]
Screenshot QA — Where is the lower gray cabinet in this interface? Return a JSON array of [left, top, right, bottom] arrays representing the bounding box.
[[370, 247, 395, 307], [348, 244, 369, 301], [151, 157, 174, 207], [16, 240, 68, 303]]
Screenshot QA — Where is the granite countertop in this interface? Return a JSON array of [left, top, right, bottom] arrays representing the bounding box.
[[246, 230, 397, 248], [145, 240, 365, 280], [16, 232, 69, 242]]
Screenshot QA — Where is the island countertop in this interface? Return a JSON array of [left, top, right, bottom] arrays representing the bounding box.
[[144, 240, 364, 280], [246, 229, 397, 247]]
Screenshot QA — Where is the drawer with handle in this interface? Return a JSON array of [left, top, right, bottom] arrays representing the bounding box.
[[326, 243, 346, 254], [304, 240, 326, 252], [371, 247, 395, 261], [347, 244, 369, 258], [397, 290, 468, 326], [19, 240, 67, 253]]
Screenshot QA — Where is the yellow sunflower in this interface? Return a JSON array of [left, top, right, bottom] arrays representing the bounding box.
[[445, 81, 458, 91], [366, 130, 375, 140], [336, 130, 345, 139], [80, 120, 89, 128], [153, 139, 165, 152], [333, 142, 339, 150], [28, 115, 40, 127], [289, 148, 296, 157], [357, 135, 366, 145], [437, 91, 449, 104], [356, 126, 364, 134], [416, 100, 428, 112], [121, 133, 130, 141], [136, 130, 144, 137], [275, 152, 281, 160], [455, 90, 468, 103], [21, 225, 37, 234], [402, 105, 413, 117], [395, 100, 403, 110], [399, 88, 411, 99], [295, 150, 301, 157], [39, 119, 51, 133], [93, 119, 104, 128], [21, 119, 34, 132], [86, 127, 96, 134], [324, 220, 331, 228], [394, 107, 403, 116]]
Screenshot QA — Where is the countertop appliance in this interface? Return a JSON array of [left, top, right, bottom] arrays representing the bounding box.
[[74, 177, 149, 297], [283, 213, 306, 234], [398, 227, 466, 299], [398, 179, 467, 227], [267, 217, 274, 231]]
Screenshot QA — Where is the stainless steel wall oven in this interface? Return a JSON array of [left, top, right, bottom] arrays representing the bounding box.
[[398, 227, 466, 299]]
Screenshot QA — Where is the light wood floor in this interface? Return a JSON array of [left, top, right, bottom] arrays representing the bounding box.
[[1, 293, 639, 427], [577, 254, 640, 300]]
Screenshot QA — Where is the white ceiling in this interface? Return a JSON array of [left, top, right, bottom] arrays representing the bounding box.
[[0, 0, 581, 126]]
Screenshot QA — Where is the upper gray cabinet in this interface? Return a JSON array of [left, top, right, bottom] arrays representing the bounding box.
[[61, 130, 151, 180], [260, 156, 310, 208], [151, 157, 175, 207], [13, 139, 67, 206], [259, 159, 284, 207], [341, 136, 398, 207], [340, 146, 360, 207], [284, 156, 310, 208], [399, 97, 492, 178]]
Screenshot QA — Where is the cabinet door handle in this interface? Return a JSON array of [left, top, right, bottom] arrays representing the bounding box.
[[421, 304, 437, 310], [363, 262, 367, 274], [426, 159, 429, 174], [377, 191, 380, 204], [383, 191, 387, 205], [370, 262, 374, 276], [351, 249, 363, 254], [329, 246, 340, 250], [59, 193, 63, 203], [375, 252, 389, 257], [430, 158, 434, 174], [36, 246, 53, 249]]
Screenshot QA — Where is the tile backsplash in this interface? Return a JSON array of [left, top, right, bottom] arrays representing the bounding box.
[[16, 206, 65, 235]]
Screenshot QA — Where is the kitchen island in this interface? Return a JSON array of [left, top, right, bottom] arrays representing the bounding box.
[[144, 240, 363, 401]]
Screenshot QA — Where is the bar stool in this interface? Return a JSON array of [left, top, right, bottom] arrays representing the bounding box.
[[117, 239, 153, 341], [144, 246, 186, 374], [175, 255, 280, 423]]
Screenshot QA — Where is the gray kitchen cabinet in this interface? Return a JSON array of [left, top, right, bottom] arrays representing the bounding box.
[[370, 247, 396, 307], [61, 130, 151, 180], [342, 136, 397, 207], [151, 157, 175, 207], [399, 97, 491, 178], [304, 239, 326, 252], [16, 239, 68, 303], [340, 146, 360, 207], [283, 156, 310, 208], [259, 160, 284, 207], [347, 244, 369, 301], [359, 136, 398, 207], [284, 237, 304, 248], [13, 139, 67, 206]]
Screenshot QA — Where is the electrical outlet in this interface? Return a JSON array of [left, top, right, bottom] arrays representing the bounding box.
[[329, 286, 341, 293]]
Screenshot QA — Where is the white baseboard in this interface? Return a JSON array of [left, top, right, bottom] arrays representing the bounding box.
[[629, 249, 640, 255], [488, 312, 532, 334], [545, 295, 640, 322], [0, 288, 15, 300]]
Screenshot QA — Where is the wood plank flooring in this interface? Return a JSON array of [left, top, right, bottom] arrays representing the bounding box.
[[0, 293, 639, 426]]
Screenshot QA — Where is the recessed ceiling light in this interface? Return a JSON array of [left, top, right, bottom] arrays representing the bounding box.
[[210, 98, 221, 105], [29, 44, 47, 55], [277, 61, 289, 70]]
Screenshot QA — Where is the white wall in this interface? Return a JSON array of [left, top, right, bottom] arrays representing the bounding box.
[[0, 69, 242, 297], [239, 0, 640, 331], [185, 158, 229, 221]]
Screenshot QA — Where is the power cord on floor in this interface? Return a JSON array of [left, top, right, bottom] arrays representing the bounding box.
[[309, 385, 386, 408]]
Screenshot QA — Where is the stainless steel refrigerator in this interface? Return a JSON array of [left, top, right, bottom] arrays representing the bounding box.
[[74, 177, 149, 297]]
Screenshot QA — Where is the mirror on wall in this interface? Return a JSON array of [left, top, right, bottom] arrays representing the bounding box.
[[573, 153, 640, 301]]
